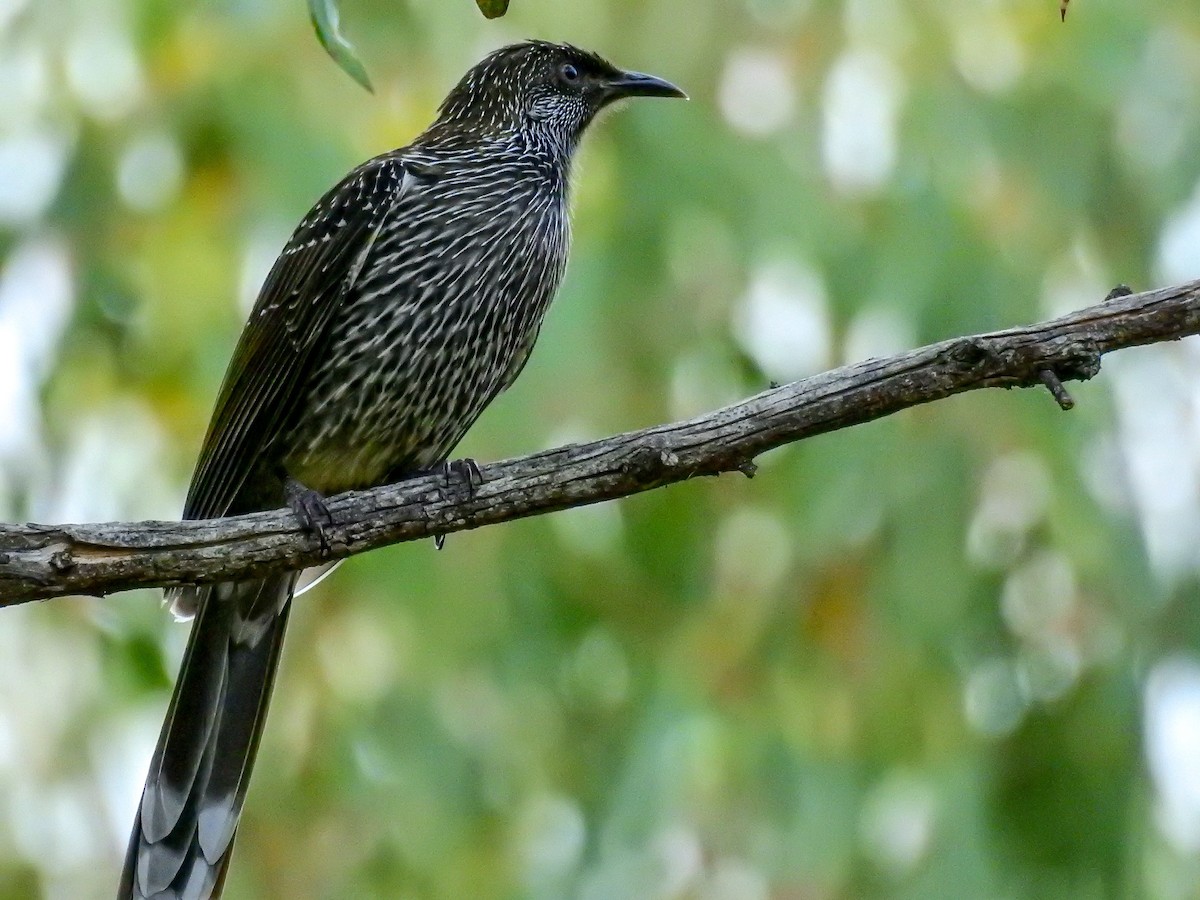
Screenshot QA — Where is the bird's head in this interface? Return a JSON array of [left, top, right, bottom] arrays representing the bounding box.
[[431, 41, 685, 148]]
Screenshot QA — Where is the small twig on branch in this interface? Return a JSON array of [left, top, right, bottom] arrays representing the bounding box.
[[1038, 369, 1075, 410], [3, 279, 1199, 605]]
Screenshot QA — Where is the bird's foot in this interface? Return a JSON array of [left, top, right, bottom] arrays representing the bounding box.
[[430, 459, 483, 551], [284, 476, 334, 554], [441, 457, 484, 497]]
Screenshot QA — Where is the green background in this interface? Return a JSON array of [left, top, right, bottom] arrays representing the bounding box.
[[2, 0, 1200, 897]]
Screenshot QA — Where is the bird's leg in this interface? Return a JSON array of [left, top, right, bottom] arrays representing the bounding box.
[[284, 475, 334, 554]]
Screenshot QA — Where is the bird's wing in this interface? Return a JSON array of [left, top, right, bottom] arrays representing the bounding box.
[[184, 155, 412, 522]]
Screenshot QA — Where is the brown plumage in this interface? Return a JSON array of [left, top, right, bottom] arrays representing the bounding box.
[[120, 40, 683, 899]]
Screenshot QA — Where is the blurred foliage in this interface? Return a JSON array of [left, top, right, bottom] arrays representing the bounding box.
[[2, 0, 1200, 899]]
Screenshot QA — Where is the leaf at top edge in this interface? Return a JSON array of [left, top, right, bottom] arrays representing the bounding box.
[[476, 0, 511, 19], [308, 0, 374, 93]]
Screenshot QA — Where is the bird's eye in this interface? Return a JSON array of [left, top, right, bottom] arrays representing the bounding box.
[[559, 63, 580, 85]]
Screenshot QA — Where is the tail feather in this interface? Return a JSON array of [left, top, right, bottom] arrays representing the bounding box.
[[198, 601, 292, 860], [121, 576, 295, 900], [141, 620, 229, 843]]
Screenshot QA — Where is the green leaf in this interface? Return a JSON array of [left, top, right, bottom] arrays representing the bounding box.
[[475, 0, 511, 18], [308, 0, 373, 92]]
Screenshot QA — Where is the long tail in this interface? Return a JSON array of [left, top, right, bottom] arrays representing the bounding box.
[[120, 575, 296, 899]]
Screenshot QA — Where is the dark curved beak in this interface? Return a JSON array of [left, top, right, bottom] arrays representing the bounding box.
[[602, 69, 688, 101]]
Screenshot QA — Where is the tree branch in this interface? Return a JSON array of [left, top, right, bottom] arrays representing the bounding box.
[[3, 279, 1198, 605]]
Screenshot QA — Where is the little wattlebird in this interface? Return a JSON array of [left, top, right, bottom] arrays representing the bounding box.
[[119, 40, 684, 900]]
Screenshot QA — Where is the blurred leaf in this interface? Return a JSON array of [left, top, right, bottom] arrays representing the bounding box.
[[308, 0, 373, 92], [475, 0, 511, 19]]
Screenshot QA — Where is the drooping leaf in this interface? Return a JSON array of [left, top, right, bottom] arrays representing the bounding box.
[[308, 0, 373, 92], [475, 0, 511, 19]]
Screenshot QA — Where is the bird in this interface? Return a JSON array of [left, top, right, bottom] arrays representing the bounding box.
[[119, 40, 684, 899]]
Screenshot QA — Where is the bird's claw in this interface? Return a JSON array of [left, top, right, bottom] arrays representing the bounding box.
[[431, 459, 483, 550], [284, 477, 334, 554], [441, 457, 484, 496]]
